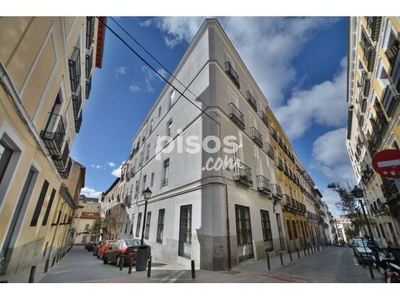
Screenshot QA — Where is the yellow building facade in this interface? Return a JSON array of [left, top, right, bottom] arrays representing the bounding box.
[[346, 17, 400, 245], [0, 17, 106, 276]]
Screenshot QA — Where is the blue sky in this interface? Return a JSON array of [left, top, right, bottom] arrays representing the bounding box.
[[64, 16, 355, 217]]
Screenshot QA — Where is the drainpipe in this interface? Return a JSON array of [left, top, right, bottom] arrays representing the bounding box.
[[44, 201, 66, 273], [223, 183, 231, 270]]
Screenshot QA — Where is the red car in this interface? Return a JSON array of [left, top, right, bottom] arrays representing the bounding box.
[[103, 239, 151, 267], [96, 240, 116, 260]]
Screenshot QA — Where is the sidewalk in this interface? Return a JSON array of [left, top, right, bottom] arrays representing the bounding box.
[[0, 245, 381, 283]]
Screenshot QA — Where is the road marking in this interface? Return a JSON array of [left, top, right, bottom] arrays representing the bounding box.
[[160, 270, 186, 283]]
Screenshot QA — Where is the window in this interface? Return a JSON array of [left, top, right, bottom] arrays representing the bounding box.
[[30, 180, 49, 226], [42, 189, 56, 226], [170, 90, 176, 108], [85, 224, 89, 231], [135, 212, 142, 237], [146, 143, 150, 161], [144, 212, 151, 239], [143, 174, 147, 189], [235, 205, 252, 246], [156, 209, 165, 243], [134, 180, 139, 199], [260, 210, 273, 252], [158, 106, 162, 117], [151, 172, 154, 187], [167, 119, 173, 137], [150, 119, 154, 133], [178, 205, 192, 259], [286, 219, 293, 240], [162, 158, 169, 186], [0, 140, 13, 184], [292, 220, 298, 239]]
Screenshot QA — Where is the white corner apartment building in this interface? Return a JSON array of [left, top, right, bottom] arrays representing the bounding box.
[[119, 18, 295, 271]]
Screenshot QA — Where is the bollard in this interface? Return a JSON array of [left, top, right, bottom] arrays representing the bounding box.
[[288, 248, 292, 262], [279, 251, 283, 265], [314, 245, 317, 253], [296, 247, 300, 259], [52, 256, 56, 267], [310, 245, 314, 254], [29, 266, 36, 283], [191, 260, 195, 279], [266, 252, 271, 271], [44, 259, 50, 273], [119, 257, 124, 271], [128, 259, 133, 274], [147, 258, 152, 278], [303, 247, 307, 256]]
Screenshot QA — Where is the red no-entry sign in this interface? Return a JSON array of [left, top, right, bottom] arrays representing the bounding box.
[[372, 149, 400, 178]]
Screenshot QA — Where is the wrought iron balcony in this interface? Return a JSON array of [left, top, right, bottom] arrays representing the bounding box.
[[382, 83, 400, 118], [390, 46, 400, 93], [270, 127, 278, 141], [40, 113, 66, 157], [381, 176, 400, 201], [283, 194, 291, 206], [364, 45, 376, 72], [257, 175, 271, 195], [251, 127, 263, 148], [246, 91, 258, 112], [259, 110, 269, 128], [228, 102, 245, 130], [369, 114, 388, 137], [124, 195, 132, 206], [86, 17, 95, 49], [361, 71, 371, 98], [68, 47, 81, 93], [365, 17, 382, 42], [277, 157, 284, 171], [233, 161, 253, 186], [272, 184, 283, 200], [162, 178, 168, 187], [85, 76, 92, 99], [225, 61, 240, 89], [75, 111, 82, 133], [265, 141, 274, 160], [53, 141, 70, 179], [85, 49, 93, 79], [72, 85, 82, 120]]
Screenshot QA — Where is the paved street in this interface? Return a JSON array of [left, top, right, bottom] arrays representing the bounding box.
[[0, 244, 384, 284]]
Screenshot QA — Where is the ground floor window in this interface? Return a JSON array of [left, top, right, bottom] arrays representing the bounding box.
[[156, 209, 165, 243], [135, 213, 142, 237], [144, 212, 151, 239], [260, 210, 273, 252], [286, 219, 293, 240], [178, 205, 192, 259], [292, 220, 298, 239], [235, 205, 254, 262]]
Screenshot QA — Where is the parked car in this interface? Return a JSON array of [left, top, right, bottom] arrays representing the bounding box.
[[93, 241, 103, 257], [97, 240, 116, 259], [103, 239, 151, 267], [87, 241, 97, 252], [353, 238, 375, 264]]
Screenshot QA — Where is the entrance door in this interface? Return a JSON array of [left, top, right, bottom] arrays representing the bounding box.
[[235, 205, 254, 262]]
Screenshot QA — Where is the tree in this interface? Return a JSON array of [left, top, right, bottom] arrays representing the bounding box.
[[327, 182, 376, 238], [90, 218, 106, 241]]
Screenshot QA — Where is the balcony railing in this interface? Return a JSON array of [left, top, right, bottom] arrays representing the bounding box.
[[85, 49, 93, 79], [86, 17, 95, 49], [283, 194, 291, 206], [361, 71, 371, 98], [225, 61, 240, 89], [124, 195, 132, 206], [270, 127, 278, 141], [85, 76, 92, 99], [72, 85, 82, 120], [40, 113, 66, 157], [259, 110, 269, 128], [390, 46, 400, 94], [162, 178, 168, 187], [54, 141, 70, 179], [265, 141, 274, 160], [366, 17, 382, 42], [228, 102, 245, 130], [246, 91, 258, 112], [251, 127, 263, 148], [364, 45, 376, 72], [277, 157, 284, 171], [382, 83, 400, 118], [385, 43, 399, 67], [233, 160, 253, 186], [68, 47, 81, 93], [271, 184, 282, 200], [257, 175, 271, 195], [75, 111, 83, 133]]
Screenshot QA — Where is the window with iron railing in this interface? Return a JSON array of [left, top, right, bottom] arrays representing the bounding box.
[[135, 213, 142, 237], [225, 61, 240, 89], [156, 209, 165, 243], [251, 127, 263, 148], [228, 102, 245, 130], [68, 47, 81, 93], [260, 210, 273, 252], [246, 91, 258, 112], [178, 205, 192, 259], [265, 142, 274, 160]]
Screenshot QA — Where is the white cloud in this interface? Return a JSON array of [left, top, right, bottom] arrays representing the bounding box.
[[115, 67, 127, 80], [319, 188, 344, 218], [156, 68, 169, 81], [107, 162, 116, 167], [90, 164, 102, 169], [274, 57, 348, 139], [139, 19, 152, 27], [80, 187, 102, 198], [111, 165, 122, 177], [310, 128, 357, 185], [129, 85, 141, 93]]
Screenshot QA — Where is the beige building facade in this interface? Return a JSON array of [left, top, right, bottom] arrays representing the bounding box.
[[0, 17, 106, 276]]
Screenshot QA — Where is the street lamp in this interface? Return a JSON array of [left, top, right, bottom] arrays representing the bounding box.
[[140, 187, 152, 245]]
